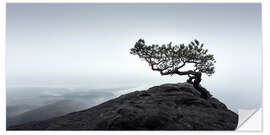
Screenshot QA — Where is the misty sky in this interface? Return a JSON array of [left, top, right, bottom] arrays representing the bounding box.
[[6, 3, 262, 110]]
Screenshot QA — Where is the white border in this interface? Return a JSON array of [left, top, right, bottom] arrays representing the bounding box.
[[5, 0, 264, 3], [1, 0, 268, 135]]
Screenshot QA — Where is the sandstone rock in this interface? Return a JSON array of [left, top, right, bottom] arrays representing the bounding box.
[[8, 83, 238, 130]]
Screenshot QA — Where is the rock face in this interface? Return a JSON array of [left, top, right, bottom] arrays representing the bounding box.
[[8, 83, 238, 130]]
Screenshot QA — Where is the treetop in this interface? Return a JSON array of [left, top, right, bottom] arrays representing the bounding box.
[[130, 39, 216, 76]]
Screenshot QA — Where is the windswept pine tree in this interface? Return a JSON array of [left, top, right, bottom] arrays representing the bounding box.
[[130, 39, 216, 99]]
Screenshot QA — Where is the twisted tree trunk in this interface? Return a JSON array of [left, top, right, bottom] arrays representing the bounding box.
[[190, 72, 212, 99], [170, 70, 212, 99]]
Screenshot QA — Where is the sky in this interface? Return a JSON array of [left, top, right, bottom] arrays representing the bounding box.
[[6, 3, 262, 110]]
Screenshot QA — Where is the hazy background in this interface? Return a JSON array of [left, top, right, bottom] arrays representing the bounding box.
[[6, 3, 262, 126]]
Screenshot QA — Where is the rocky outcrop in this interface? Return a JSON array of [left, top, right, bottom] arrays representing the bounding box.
[[8, 83, 238, 130]]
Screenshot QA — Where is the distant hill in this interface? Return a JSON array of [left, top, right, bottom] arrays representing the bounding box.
[[8, 83, 238, 130], [7, 100, 84, 127]]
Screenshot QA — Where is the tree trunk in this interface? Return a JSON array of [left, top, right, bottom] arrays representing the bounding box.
[[186, 75, 195, 84], [173, 70, 212, 99], [187, 72, 212, 99]]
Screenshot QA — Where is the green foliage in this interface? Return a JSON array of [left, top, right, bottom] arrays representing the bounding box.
[[130, 39, 216, 76]]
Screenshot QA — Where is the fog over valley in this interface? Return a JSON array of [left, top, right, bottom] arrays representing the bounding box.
[[7, 74, 261, 126]]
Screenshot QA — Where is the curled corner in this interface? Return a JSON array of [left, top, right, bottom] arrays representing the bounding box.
[[236, 108, 262, 131]]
